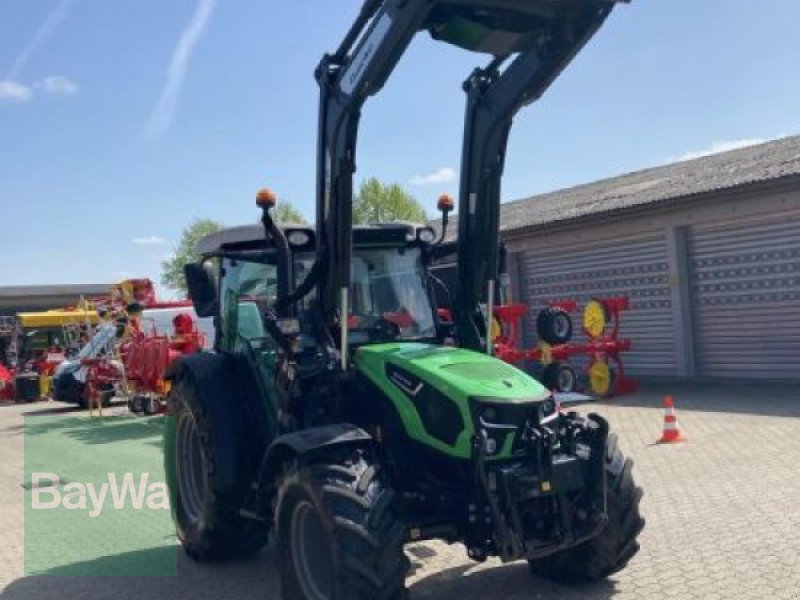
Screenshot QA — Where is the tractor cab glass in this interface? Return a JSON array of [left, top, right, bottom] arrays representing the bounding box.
[[218, 254, 313, 350], [218, 245, 436, 350], [219, 259, 271, 347], [348, 246, 436, 343]]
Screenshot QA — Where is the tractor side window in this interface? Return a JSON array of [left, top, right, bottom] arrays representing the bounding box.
[[237, 302, 265, 339], [220, 259, 277, 347]]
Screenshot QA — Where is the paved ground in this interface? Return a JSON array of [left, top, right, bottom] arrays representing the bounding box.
[[1, 381, 799, 599]]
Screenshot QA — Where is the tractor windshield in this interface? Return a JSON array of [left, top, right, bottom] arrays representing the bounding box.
[[349, 247, 436, 343], [217, 246, 435, 347]]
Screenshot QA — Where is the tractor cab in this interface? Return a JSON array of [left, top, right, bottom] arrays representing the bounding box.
[[188, 218, 443, 355]]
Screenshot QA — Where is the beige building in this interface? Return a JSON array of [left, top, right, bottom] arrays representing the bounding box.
[[497, 135, 800, 380]]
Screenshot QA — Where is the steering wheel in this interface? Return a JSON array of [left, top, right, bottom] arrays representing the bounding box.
[[381, 310, 415, 329], [347, 314, 402, 342]]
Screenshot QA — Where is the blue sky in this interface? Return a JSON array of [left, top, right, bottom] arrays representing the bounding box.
[[1, 0, 799, 295]]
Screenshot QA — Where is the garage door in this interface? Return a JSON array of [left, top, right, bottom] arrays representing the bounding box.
[[519, 232, 676, 376], [688, 214, 800, 379]]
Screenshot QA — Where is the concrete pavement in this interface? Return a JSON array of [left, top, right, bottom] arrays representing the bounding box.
[[1, 381, 799, 599]]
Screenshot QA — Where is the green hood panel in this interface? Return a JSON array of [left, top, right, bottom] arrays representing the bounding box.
[[359, 343, 548, 401], [354, 343, 549, 459]]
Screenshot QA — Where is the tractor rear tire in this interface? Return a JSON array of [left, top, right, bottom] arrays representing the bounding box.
[[536, 307, 573, 345], [276, 453, 410, 600], [164, 376, 267, 561], [527, 433, 644, 583]]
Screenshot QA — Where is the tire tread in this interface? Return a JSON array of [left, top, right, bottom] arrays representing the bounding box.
[[277, 454, 409, 599], [527, 439, 644, 584]]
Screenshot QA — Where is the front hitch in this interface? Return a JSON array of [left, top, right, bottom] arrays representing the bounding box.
[[583, 412, 610, 517], [467, 411, 611, 563], [468, 428, 518, 561]]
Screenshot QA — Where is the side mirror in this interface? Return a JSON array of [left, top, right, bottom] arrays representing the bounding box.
[[184, 263, 219, 318]]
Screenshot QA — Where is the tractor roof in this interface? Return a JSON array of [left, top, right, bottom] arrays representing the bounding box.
[[197, 222, 430, 256]]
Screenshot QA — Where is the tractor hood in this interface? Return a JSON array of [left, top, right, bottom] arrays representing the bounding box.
[[354, 343, 551, 459], [355, 343, 549, 403]]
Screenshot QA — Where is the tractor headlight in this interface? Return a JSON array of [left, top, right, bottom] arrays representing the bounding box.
[[471, 399, 532, 429], [482, 405, 498, 423], [470, 396, 561, 457], [470, 399, 529, 459]]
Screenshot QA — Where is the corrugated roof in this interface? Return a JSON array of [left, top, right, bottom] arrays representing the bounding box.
[[0, 284, 111, 299], [499, 134, 800, 234]]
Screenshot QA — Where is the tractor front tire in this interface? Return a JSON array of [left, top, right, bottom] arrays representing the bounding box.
[[527, 433, 644, 583], [276, 454, 410, 600], [165, 376, 267, 561]]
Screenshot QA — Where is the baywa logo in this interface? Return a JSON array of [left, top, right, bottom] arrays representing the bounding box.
[[31, 472, 169, 518]]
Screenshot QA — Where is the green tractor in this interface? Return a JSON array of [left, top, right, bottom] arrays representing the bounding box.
[[165, 1, 644, 598]]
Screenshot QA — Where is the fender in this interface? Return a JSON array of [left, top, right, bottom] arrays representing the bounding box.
[[273, 423, 372, 454], [263, 423, 373, 472], [164, 352, 253, 491], [165, 352, 272, 480], [164, 351, 224, 383], [253, 424, 374, 517], [164, 351, 240, 416]]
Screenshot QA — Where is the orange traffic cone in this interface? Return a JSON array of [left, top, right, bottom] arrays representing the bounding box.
[[658, 396, 685, 443]]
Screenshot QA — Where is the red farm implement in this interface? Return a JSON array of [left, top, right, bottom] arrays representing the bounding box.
[[493, 296, 637, 398], [121, 312, 206, 415]]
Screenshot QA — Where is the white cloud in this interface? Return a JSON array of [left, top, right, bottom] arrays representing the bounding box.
[[37, 76, 78, 95], [409, 167, 457, 186], [673, 138, 767, 163], [0, 76, 78, 104], [6, 0, 75, 80], [144, 0, 217, 140], [132, 236, 168, 246], [0, 80, 33, 102]]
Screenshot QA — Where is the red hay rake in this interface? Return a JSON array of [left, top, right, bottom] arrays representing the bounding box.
[[493, 296, 637, 398]]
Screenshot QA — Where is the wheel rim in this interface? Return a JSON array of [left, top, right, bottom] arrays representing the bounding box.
[[589, 361, 612, 396], [557, 366, 576, 392], [290, 500, 334, 600], [583, 300, 607, 339], [177, 414, 206, 523], [553, 315, 571, 339]]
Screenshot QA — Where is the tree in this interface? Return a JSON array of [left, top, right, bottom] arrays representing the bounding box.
[[352, 178, 428, 224], [161, 219, 224, 296], [273, 202, 308, 224], [160, 200, 306, 297]]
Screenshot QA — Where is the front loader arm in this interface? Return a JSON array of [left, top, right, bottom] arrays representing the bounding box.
[[314, 0, 432, 368], [454, 1, 622, 351], [309, 0, 627, 364]]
